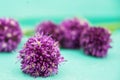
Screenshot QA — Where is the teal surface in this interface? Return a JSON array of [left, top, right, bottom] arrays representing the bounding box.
[[0, 30, 120, 80]]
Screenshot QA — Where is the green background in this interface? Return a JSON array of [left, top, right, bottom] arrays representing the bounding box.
[[0, 0, 120, 80]]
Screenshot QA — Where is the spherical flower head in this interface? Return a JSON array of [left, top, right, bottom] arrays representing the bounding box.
[[81, 27, 112, 57], [60, 17, 89, 49], [0, 18, 22, 52], [19, 33, 64, 77], [35, 21, 61, 41]]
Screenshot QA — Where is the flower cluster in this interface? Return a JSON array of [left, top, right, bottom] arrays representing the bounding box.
[[80, 27, 111, 57], [0, 18, 22, 52], [19, 34, 64, 77], [34, 17, 112, 57], [60, 18, 89, 49]]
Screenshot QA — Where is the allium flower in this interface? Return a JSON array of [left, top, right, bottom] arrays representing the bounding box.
[[0, 18, 22, 52], [19, 33, 64, 77], [35, 21, 61, 41], [80, 27, 112, 57], [60, 17, 89, 49]]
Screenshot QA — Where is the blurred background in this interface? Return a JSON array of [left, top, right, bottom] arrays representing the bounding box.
[[0, 0, 120, 29]]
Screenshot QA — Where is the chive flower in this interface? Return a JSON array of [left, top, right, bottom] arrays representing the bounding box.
[[0, 18, 22, 52], [60, 17, 89, 49], [80, 27, 112, 57], [35, 21, 61, 41], [19, 33, 64, 77]]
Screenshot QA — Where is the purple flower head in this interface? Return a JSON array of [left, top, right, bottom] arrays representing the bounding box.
[[19, 33, 64, 77], [35, 21, 61, 41], [60, 17, 89, 49], [81, 27, 112, 57], [0, 18, 22, 52]]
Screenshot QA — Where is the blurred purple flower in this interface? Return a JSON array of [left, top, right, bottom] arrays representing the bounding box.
[[0, 18, 22, 52], [35, 21, 61, 41], [60, 17, 89, 49], [19, 33, 64, 77], [81, 27, 112, 57]]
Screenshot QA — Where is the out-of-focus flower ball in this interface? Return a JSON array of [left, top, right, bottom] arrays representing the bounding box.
[[0, 18, 22, 52], [60, 17, 89, 49], [35, 21, 61, 41], [81, 27, 112, 57]]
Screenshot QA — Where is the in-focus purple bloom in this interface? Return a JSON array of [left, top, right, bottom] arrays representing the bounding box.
[[0, 18, 22, 52], [35, 21, 61, 41], [60, 17, 89, 49], [19, 33, 64, 77], [81, 27, 112, 57]]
